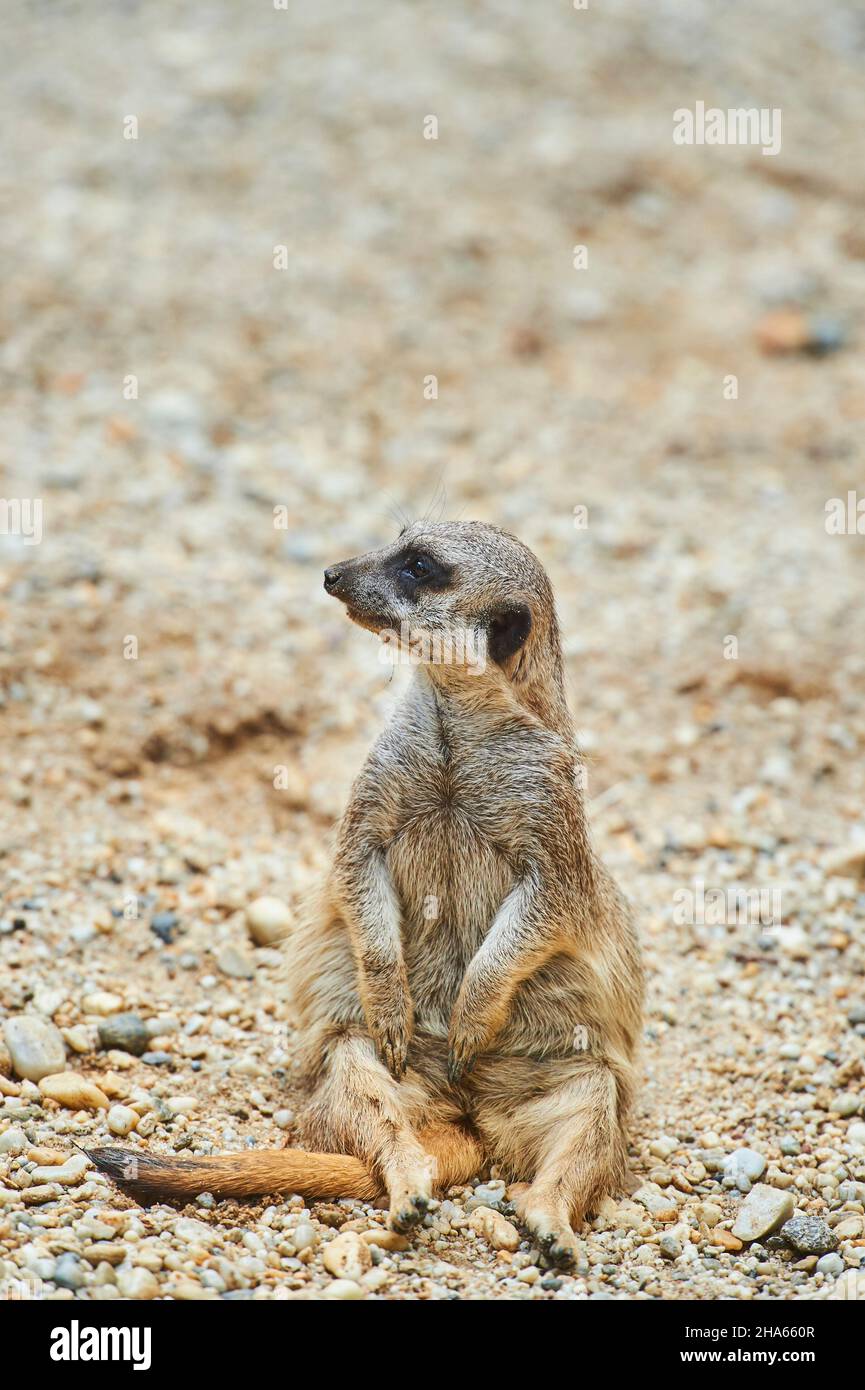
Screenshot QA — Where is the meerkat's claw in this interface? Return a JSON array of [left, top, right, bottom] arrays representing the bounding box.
[[389, 1193, 430, 1234], [377, 1033, 409, 1080], [540, 1236, 576, 1270], [447, 1051, 476, 1085], [535, 1228, 581, 1271]]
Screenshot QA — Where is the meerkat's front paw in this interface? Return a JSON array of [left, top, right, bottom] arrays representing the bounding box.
[[367, 1003, 413, 1079], [446, 1011, 492, 1083], [376, 1026, 411, 1079], [446, 1037, 479, 1085], [447, 991, 498, 1083], [361, 971, 414, 1079]]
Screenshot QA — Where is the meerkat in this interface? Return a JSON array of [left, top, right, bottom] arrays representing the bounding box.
[[92, 520, 644, 1268]]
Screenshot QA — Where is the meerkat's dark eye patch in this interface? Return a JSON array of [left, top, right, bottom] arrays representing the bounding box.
[[488, 602, 532, 666], [393, 550, 453, 595]]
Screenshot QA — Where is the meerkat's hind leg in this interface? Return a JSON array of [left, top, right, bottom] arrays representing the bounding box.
[[517, 1063, 627, 1268], [301, 1031, 437, 1234], [477, 1057, 627, 1269], [386, 1118, 487, 1230]]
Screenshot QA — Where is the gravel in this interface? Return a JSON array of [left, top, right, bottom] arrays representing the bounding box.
[[1, 0, 864, 1302]]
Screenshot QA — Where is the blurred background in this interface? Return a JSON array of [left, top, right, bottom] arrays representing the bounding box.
[[1, 0, 864, 1296]]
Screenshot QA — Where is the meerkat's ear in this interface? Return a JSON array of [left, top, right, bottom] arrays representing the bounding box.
[[488, 602, 532, 668]]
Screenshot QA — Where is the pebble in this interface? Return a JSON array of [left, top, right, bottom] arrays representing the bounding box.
[[723, 1148, 766, 1192], [649, 1135, 679, 1159], [755, 309, 845, 356], [273, 1109, 294, 1129], [174, 1217, 214, 1244], [465, 1180, 507, 1213], [708, 1227, 743, 1252], [116, 1266, 160, 1299], [847, 1122, 865, 1147], [97, 1013, 150, 1057], [831, 1093, 861, 1118], [4, 1016, 67, 1081], [83, 1243, 127, 1266], [731, 1185, 795, 1241], [22, 1183, 63, 1204], [0, 1126, 28, 1155], [107, 1104, 139, 1136], [33, 987, 67, 1017], [632, 1185, 678, 1222], [823, 844, 865, 878], [215, 945, 255, 980], [322, 1279, 364, 1300], [245, 896, 292, 946], [29, 1153, 90, 1185], [292, 1222, 318, 1251], [361, 1228, 410, 1252], [54, 1253, 86, 1290], [150, 912, 180, 944], [816, 1253, 844, 1278], [63, 1025, 97, 1054], [659, 1233, 682, 1260], [82, 992, 124, 1017], [779, 1214, 838, 1255], [38, 1072, 110, 1110], [468, 1206, 521, 1252], [322, 1231, 372, 1281]]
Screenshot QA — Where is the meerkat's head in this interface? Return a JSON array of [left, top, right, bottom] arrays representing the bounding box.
[[324, 521, 566, 713]]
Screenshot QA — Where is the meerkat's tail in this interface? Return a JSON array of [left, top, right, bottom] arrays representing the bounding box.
[[87, 1146, 380, 1203], [88, 1122, 485, 1205]]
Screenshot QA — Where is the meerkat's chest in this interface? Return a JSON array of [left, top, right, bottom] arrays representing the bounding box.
[[385, 803, 514, 1025], [382, 740, 523, 953]]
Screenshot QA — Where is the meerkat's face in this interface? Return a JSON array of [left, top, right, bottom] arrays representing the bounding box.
[[324, 520, 553, 677]]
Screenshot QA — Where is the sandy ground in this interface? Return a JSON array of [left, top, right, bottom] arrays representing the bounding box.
[[1, 0, 865, 1300]]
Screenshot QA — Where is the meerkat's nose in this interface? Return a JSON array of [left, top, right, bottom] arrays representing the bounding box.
[[323, 567, 342, 593]]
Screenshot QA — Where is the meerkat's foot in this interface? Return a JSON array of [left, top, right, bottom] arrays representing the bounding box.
[[389, 1191, 431, 1234], [388, 1180, 433, 1233], [386, 1155, 435, 1234], [535, 1226, 580, 1270], [516, 1192, 582, 1270]]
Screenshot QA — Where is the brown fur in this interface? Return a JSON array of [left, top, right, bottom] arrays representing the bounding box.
[[91, 521, 644, 1267]]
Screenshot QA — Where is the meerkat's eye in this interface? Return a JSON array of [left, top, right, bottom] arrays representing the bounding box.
[[401, 554, 431, 582], [394, 550, 453, 595]]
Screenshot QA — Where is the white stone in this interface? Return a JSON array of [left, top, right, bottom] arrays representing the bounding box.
[[81, 992, 125, 1016], [731, 1184, 795, 1241], [4, 1016, 67, 1081], [322, 1278, 364, 1300], [117, 1266, 160, 1300], [322, 1231, 372, 1282], [107, 1105, 139, 1136], [245, 896, 292, 946]]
